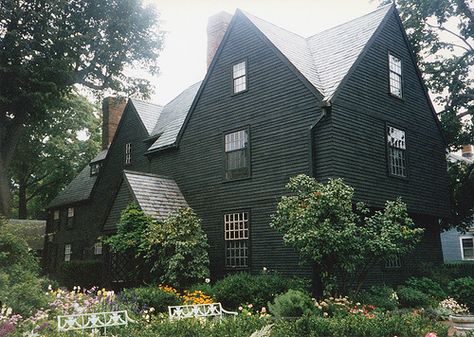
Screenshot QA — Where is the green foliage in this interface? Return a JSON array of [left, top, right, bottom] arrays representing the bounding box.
[[58, 260, 103, 289], [404, 277, 446, 301], [212, 272, 310, 310], [119, 287, 181, 313], [9, 94, 101, 218], [397, 286, 432, 308], [356, 285, 399, 311], [448, 277, 474, 311], [271, 313, 449, 337], [145, 207, 210, 288], [270, 175, 423, 294], [0, 218, 48, 316], [445, 160, 474, 231], [269, 289, 315, 318]]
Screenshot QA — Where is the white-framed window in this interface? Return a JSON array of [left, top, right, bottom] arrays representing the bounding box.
[[64, 244, 72, 262], [461, 237, 474, 260], [387, 126, 407, 178], [389, 53, 402, 98], [53, 210, 60, 221], [67, 207, 74, 227], [94, 242, 103, 255], [232, 61, 247, 94], [385, 255, 401, 269], [125, 143, 131, 165], [224, 212, 249, 268], [224, 129, 250, 180]]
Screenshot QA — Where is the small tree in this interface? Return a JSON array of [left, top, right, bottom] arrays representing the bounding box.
[[270, 175, 424, 297], [146, 207, 210, 288]]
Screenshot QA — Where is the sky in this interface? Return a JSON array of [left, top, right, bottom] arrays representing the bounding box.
[[146, 0, 380, 105]]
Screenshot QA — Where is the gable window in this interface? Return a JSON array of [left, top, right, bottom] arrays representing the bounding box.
[[67, 207, 74, 227], [94, 242, 103, 255], [387, 126, 407, 178], [125, 143, 131, 165], [224, 212, 249, 268], [389, 53, 402, 98], [64, 244, 72, 262], [461, 237, 474, 260], [225, 129, 250, 180], [232, 61, 247, 94], [90, 162, 102, 176]]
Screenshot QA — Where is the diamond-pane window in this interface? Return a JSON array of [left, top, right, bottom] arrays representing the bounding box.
[[224, 212, 249, 268], [387, 126, 407, 178], [233, 61, 247, 93], [389, 54, 402, 98]]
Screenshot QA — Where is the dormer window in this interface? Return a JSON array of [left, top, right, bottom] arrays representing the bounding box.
[[389, 53, 402, 98], [232, 61, 247, 94], [90, 162, 102, 176], [125, 143, 131, 165]]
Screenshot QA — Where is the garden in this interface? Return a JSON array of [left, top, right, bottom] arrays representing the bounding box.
[[2, 176, 474, 336]]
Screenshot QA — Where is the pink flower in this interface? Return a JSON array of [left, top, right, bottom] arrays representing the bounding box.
[[425, 333, 437, 337]]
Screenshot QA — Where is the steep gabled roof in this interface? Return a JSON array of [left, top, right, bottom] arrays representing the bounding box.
[[241, 4, 393, 100], [123, 170, 188, 220], [130, 99, 163, 136], [90, 149, 108, 164], [147, 81, 201, 152]]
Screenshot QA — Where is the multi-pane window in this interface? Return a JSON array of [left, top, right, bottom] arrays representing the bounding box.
[[67, 207, 74, 227], [125, 143, 131, 165], [224, 212, 249, 268], [64, 244, 72, 262], [387, 126, 407, 178], [90, 162, 102, 176], [389, 54, 402, 98], [94, 242, 103, 255], [385, 255, 401, 269], [232, 61, 247, 94], [53, 210, 60, 221], [461, 237, 474, 260], [225, 129, 250, 180]]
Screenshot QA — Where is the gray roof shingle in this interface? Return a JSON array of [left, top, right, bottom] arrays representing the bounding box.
[[124, 170, 188, 220], [130, 99, 163, 135], [147, 81, 201, 151], [90, 149, 108, 163], [243, 5, 392, 100]]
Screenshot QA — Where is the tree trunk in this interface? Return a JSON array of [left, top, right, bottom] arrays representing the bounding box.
[[312, 264, 324, 299], [0, 158, 10, 217], [18, 177, 27, 219]]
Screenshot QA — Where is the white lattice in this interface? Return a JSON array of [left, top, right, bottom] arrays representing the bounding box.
[[168, 303, 237, 321], [57, 310, 134, 335]]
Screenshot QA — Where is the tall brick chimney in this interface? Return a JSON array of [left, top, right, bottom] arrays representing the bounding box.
[[101, 97, 127, 150], [207, 11, 232, 68], [462, 144, 473, 159]]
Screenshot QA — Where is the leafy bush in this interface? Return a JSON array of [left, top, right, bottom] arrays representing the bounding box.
[[58, 260, 103, 288], [119, 286, 181, 313], [268, 289, 315, 318], [404, 277, 446, 301], [212, 272, 310, 310], [397, 286, 432, 308], [448, 277, 474, 311], [356, 285, 399, 311], [0, 218, 48, 316]]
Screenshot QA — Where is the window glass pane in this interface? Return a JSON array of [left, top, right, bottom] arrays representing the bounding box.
[[224, 212, 249, 268], [233, 76, 246, 93], [233, 62, 246, 78], [387, 127, 406, 149], [387, 126, 407, 177], [94, 242, 103, 255], [225, 130, 248, 152], [389, 55, 402, 74], [68, 207, 74, 217], [65, 244, 72, 262], [463, 238, 474, 259], [53, 210, 60, 220]]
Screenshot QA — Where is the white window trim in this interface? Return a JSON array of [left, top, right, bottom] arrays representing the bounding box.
[[232, 60, 247, 94], [460, 236, 474, 260]]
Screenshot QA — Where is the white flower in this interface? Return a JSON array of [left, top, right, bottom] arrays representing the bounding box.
[[262, 267, 268, 272], [205, 278, 211, 284], [48, 284, 52, 291]]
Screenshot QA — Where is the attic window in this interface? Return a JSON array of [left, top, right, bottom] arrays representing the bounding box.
[[90, 162, 102, 176], [232, 61, 247, 94], [389, 54, 402, 98], [125, 143, 131, 165], [387, 126, 407, 178]]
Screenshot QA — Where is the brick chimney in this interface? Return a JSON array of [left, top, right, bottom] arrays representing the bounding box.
[[102, 97, 127, 150], [207, 11, 232, 68], [462, 144, 473, 159]]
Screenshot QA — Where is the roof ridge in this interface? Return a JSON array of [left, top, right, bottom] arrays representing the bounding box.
[[238, 9, 307, 39], [307, 4, 393, 40], [123, 170, 174, 180], [130, 97, 163, 108], [162, 81, 202, 107]]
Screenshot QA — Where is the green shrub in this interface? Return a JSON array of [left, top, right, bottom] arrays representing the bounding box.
[[356, 285, 398, 311], [397, 285, 432, 308], [212, 272, 310, 310], [404, 277, 446, 301], [119, 286, 181, 313], [268, 289, 315, 318], [448, 277, 474, 311], [58, 260, 103, 288]]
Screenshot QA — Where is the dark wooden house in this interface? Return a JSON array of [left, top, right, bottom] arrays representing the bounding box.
[[44, 5, 450, 285]]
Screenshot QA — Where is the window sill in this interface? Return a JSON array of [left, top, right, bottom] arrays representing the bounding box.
[[388, 92, 404, 101], [231, 88, 248, 97], [222, 176, 252, 184]]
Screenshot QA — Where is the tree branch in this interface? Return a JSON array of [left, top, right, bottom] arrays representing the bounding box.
[[426, 22, 474, 51]]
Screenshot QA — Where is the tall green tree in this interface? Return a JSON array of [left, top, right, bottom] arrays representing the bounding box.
[[0, 0, 164, 215], [9, 94, 101, 219]]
